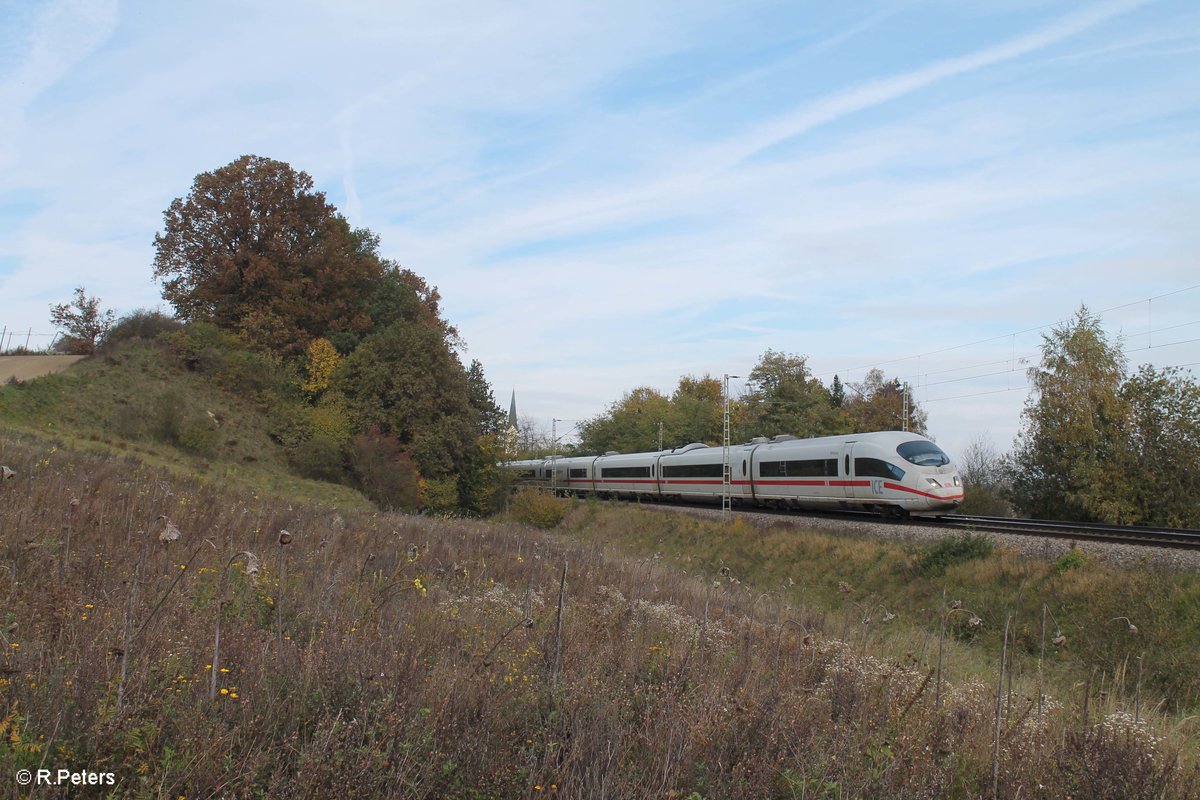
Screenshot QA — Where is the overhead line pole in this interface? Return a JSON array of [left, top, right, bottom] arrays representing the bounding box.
[[722, 374, 739, 522]]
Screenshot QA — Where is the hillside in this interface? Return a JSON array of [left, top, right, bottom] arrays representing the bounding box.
[[0, 336, 371, 510]]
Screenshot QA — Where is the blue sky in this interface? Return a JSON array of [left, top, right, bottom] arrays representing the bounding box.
[[2, 0, 1198, 458]]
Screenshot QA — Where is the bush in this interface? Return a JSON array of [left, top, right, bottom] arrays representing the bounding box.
[[349, 428, 421, 511], [177, 413, 219, 455], [1054, 548, 1088, 574], [957, 484, 1013, 516], [153, 389, 186, 444], [99, 309, 183, 352], [289, 434, 346, 483], [165, 323, 235, 373], [918, 532, 994, 577], [508, 487, 569, 530]]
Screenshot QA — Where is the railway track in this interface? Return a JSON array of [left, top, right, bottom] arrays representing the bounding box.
[[635, 497, 1200, 551], [925, 514, 1200, 550]]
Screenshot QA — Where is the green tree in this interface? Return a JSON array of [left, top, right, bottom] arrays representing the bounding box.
[[738, 350, 850, 440], [466, 359, 507, 437], [1010, 307, 1132, 522], [49, 287, 115, 355], [843, 368, 927, 434], [829, 374, 845, 408], [334, 321, 476, 479], [152, 155, 382, 355], [578, 387, 672, 454], [668, 374, 723, 445], [1121, 365, 1200, 527]]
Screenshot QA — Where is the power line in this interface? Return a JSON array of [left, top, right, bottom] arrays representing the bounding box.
[[815, 284, 1200, 383]]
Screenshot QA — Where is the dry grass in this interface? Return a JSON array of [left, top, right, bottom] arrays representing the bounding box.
[[1, 436, 1197, 799]]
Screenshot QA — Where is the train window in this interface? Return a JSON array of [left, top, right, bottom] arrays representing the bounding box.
[[569, 468, 587, 479], [845, 455, 849, 476], [897, 440, 950, 467], [601, 466, 653, 478], [662, 463, 723, 478], [854, 458, 905, 481], [742, 460, 747, 477], [759, 459, 836, 477]]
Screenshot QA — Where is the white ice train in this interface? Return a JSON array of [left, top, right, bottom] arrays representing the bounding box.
[[503, 431, 964, 518]]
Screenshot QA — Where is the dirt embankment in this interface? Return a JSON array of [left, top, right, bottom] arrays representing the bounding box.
[[0, 355, 85, 382]]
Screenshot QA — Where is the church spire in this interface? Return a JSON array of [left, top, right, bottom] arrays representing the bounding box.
[[508, 389, 518, 429]]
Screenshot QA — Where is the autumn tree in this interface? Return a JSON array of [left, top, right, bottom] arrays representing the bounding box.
[[738, 350, 849, 440], [49, 287, 115, 354], [1010, 307, 1132, 522], [843, 368, 927, 434], [152, 155, 382, 355], [669, 374, 723, 445], [301, 337, 341, 397]]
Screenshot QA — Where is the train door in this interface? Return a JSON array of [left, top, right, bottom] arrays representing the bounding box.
[[841, 443, 856, 499]]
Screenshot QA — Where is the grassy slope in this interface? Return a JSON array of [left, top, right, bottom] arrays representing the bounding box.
[[0, 338, 370, 510], [548, 499, 1200, 713], [0, 438, 1195, 798]]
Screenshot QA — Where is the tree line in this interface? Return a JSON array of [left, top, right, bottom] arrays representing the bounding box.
[[559, 308, 1199, 529], [571, 351, 925, 456]]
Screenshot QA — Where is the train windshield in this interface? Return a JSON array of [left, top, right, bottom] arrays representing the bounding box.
[[896, 440, 951, 467]]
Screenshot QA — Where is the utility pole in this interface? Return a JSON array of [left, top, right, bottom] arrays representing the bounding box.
[[551, 418, 559, 494], [551, 418, 575, 495], [722, 374, 739, 521], [902, 382, 910, 432]]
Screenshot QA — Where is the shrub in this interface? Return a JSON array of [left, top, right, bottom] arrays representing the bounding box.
[[153, 389, 186, 444], [421, 476, 460, 515], [99, 309, 183, 352], [165, 322, 234, 372], [289, 434, 346, 483], [918, 532, 994, 577], [348, 428, 421, 511], [1054, 548, 1088, 574], [177, 413, 219, 455], [956, 484, 1013, 516], [508, 487, 569, 529]]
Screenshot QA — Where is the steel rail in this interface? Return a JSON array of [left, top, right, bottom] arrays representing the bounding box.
[[925, 514, 1200, 550]]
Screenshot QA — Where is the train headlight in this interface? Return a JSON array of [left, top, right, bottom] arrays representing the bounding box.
[[926, 478, 943, 488], [953, 475, 961, 487]]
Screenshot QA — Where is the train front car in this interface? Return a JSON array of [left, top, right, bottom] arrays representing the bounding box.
[[845, 432, 963, 517]]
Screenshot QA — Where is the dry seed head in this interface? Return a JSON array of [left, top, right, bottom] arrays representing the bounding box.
[[1, 466, 14, 480], [278, 529, 292, 546], [157, 515, 181, 542], [1052, 631, 1067, 647], [70, 497, 80, 508], [950, 599, 962, 610], [968, 615, 982, 628], [838, 581, 854, 594], [241, 551, 260, 576]]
